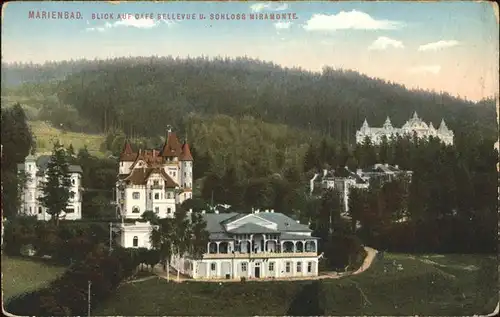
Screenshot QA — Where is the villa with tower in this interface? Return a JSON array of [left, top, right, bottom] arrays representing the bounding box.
[[356, 112, 454, 145]]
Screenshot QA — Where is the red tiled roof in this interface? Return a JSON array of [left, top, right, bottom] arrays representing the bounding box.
[[120, 140, 137, 162], [124, 166, 179, 188], [160, 169, 179, 188], [179, 142, 193, 161], [129, 149, 164, 169], [161, 132, 182, 157]]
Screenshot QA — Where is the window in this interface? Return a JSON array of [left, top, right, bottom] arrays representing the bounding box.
[[184, 172, 186, 177], [241, 262, 247, 272], [167, 208, 172, 214], [149, 193, 152, 200], [153, 180, 159, 186], [211, 263, 216, 271], [29, 207, 32, 213], [154, 193, 159, 199], [167, 192, 171, 199], [38, 207, 42, 214], [132, 192, 140, 199], [155, 207, 160, 213], [173, 172, 176, 177], [28, 164, 31, 171], [72, 179, 75, 185], [285, 262, 291, 273], [307, 262, 313, 273], [132, 206, 140, 213], [297, 262, 302, 273], [269, 262, 275, 271], [133, 236, 138, 247]]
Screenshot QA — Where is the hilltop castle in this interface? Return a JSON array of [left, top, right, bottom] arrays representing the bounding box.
[[356, 112, 454, 145]]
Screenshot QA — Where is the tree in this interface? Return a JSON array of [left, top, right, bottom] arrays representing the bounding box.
[[150, 218, 175, 280], [1, 104, 34, 218], [172, 206, 191, 281], [39, 141, 73, 226]]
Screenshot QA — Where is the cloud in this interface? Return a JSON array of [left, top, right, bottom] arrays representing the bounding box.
[[409, 65, 441, 75], [418, 40, 460, 52], [368, 36, 404, 51], [250, 2, 288, 13], [303, 10, 404, 31], [274, 22, 292, 30], [86, 16, 169, 32]]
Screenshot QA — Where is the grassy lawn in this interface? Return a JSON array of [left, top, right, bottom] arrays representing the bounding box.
[[95, 253, 498, 316], [29, 120, 106, 157], [1, 256, 66, 303]]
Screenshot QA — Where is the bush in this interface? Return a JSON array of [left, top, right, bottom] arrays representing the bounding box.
[[323, 233, 365, 271]]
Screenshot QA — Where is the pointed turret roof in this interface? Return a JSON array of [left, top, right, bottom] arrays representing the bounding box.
[[179, 142, 193, 161], [119, 140, 136, 162], [438, 119, 448, 130], [361, 118, 369, 128], [412, 111, 419, 119], [161, 129, 182, 157], [383, 116, 393, 129]]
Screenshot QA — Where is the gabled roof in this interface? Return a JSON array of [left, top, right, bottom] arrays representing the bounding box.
[[124, 167, 178, 187], [227, 223, 279, 234]]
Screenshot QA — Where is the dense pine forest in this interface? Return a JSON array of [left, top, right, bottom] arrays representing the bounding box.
[[2, 56, 497, 141], [1, 56, 498, 254]]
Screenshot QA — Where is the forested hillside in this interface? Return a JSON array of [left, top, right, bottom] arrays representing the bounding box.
[[3, 56, 497, 143]]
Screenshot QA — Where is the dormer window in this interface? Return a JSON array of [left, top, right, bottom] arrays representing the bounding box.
[[153, 180, 159, 186]]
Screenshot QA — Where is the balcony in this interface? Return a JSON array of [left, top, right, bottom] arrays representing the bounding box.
[[203, 252, 318, 259], [150, 185, 163, 190]]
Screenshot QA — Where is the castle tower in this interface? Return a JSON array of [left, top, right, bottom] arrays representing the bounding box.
[[23, 154, 37, 216], [383, 116, 393, 130], [179, 140, 194, 190], [119, 140, 136, 175]]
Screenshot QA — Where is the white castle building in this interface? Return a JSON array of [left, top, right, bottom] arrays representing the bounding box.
[[356, 112, 454, 145], [17, 154, 83, 221], [310, 164, 412, 214]]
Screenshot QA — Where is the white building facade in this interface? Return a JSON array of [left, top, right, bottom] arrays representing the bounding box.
[[115, 127, 193, 220], [310, 164, 412, 213], [171, 211, 320, 280], [356, 112, 454, 145], [17, 154, 83, 221]]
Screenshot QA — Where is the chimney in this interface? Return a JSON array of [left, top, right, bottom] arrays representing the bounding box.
[[385, 163, 389, 167], [270, 209, 274, 213], [201, 210, 206, 214], [296, 220, 300, 224], [254, 209, 260, 214], [214, 210, 219, 214], [395, 165, 399, 169], [323, 169, 328, 177], [356, 169, 362, 175]]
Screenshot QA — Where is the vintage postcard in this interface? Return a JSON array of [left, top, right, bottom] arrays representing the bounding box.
[[1, 1, 498, 316]]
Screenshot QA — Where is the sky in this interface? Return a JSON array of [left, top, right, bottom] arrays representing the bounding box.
[[2, 1, 499, 102]]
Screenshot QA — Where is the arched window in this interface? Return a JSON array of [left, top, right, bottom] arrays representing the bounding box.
[[132, 206, 140, 213], [38, 207, 42, 214], [133, 236, 138, 247]]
